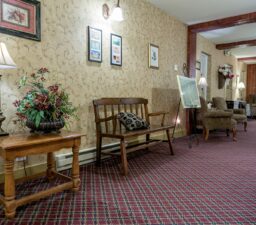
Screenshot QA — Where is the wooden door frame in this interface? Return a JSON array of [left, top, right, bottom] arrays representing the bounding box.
[[186, 12, 256, 132]]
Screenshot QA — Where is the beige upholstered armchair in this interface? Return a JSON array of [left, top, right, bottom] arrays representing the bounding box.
[[248, 94, 256, 117], [212, 97, 247, 131], [199, 97, 237, 141]]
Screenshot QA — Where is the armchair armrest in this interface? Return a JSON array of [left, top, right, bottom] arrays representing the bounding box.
[[233, 108, 245, 114], [204, 111, 233, 118], [224, 109, 233, 113], [148, 111, 170, 126]]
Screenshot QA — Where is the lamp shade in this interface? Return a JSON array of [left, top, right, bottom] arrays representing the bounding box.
[[111, 6, 124, 21], [111, 0, 124, 22], [0, 42, 16, 69], [238, 82, 245, 89], [198, 77, 208, 87]]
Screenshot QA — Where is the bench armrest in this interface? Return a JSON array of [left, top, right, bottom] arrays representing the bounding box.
[[148, 111, 170, 126], [95, 115, 118, 133]]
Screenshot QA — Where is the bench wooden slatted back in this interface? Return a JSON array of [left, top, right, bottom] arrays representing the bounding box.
[[93, 98, 149, 134]]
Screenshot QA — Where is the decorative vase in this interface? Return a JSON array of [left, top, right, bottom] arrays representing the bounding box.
[[26, 119, 65, 133], [218, 72, 226, 89]]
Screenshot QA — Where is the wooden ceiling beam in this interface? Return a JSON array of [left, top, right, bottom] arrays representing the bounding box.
[[188, 12, 256, 33], [216, 39, 256, 50], [238, 57, 256, 61]]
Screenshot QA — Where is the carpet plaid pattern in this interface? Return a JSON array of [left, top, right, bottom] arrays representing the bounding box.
[[1, 121, 256, 225]]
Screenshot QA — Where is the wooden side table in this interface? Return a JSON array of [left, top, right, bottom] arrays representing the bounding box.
[[0, 131, 85, 219]]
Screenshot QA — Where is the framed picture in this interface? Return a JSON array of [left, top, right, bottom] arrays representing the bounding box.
[[110, 33, 122, 66], [0, 0, 41, 41], [149, 44, 159, 69], [196, 61, 201, 70], [88, 26, 102, 63]]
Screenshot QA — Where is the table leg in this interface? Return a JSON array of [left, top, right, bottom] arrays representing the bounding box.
[[4, 159, 16, 219], [72, 141, 80, 192], [47, 152, 55, 180]]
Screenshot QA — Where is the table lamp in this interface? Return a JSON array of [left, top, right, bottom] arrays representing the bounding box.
[[238, 82, 245, 100], [198, 76, 208, 97], [0, 42, 16, 136]]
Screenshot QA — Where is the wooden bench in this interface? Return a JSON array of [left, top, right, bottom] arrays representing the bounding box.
[[93, 98, 175, 175]]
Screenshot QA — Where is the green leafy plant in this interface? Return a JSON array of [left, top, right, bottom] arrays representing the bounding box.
[[14, 68, 77, 128]]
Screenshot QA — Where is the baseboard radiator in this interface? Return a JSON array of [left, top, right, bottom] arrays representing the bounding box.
[[56, 131, 184, 171], [55, 142, 120, 171]]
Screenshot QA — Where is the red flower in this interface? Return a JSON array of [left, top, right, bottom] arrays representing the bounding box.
[[38, 68, 49, 74], [13, 100, 21, 107], [34, 94, 49, 110], [48, 85, 59, 93], [16, 112, 27, 121], [25, 103, 31, 109], [56, 97, 62, 107]]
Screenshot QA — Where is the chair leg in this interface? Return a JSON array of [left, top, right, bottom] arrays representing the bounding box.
[[96, 135, 102, 166], [232, 128, 237, 142], [120, 139, 128, 176], [166, 129, 174, 155], [146, 134, 150, 142], [203, 127, 206, 138], [226, 129, 230, 137], [205, 128, 209, 141], [146, 134, 150, 150], [244, 121, 247, 132]]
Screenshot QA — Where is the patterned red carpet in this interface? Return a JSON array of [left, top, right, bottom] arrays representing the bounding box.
[[1, 121, 256, 225]]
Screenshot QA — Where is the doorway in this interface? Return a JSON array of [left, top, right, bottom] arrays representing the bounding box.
[[200, 52, 210, 101]]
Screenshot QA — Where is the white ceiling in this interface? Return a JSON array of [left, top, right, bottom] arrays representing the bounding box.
[[147, 0, 256, 62], [200, 23, 256, 60], [200, 23, 256, 44], [147, 0, 256, 25], [230, 46, 256, 58]]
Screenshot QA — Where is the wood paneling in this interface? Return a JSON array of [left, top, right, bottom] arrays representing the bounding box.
[[187, 30, 197, 78], [216, 39, 256, 50], [246, 64, 256, 100]]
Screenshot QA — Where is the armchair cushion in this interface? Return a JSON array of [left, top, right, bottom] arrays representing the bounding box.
[[204, 111, 233, 118], [233, 114, 247, 122], [233, 108, 245, 114]]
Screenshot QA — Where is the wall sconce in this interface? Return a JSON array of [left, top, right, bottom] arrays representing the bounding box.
[[103, 0, 124, 22], [0, 42, 17, 136]]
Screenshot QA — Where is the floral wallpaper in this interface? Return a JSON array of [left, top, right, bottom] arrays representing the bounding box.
[[0, 0, 187, 174]]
